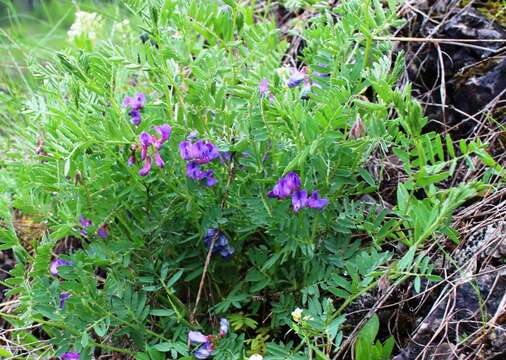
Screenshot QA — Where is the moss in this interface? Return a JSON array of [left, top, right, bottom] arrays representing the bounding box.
[[461, 0, 506, 26]]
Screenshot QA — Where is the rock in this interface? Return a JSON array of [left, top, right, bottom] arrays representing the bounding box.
[[393, 221, 506, 359], [405, 5, 506, 137]]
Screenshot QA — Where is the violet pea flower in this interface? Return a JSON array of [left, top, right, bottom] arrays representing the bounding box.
[[291, 189, 329, 212], [268, 172, 301, 199], [196, 140, 220, 164], [301, 79, 313, 99], [219, 151, 232, 164], [291, 190, 308, 213], [179, 140, 219, 164], [50, 258, 73, 276], [186, 162, 208, 181], [194, 342, 213, 359], [287, 67, 306, 88], [154, 148, 165, 168], [139, 155, 152, 176], [97, 224, 108, 239], [61, 352, 80, 360], [153, 124, 172, 148], [79, 215, 92, 236], [219, 318, 229, 336], [59, 292, 71, 309], [129, 109, 142, 126], [188, 331, 209, 344], [123, 93, 145, 110], [133, 93, 146, 109], [179, 141, 192, 161], [123, 93, 146, 126], [313, 71, 330, 78], [205, 171, 218, 187], [203, 229, 234, 258], [128, 153, 137, 167], [186, 163, 217, 187], [139, 132, 154, 161], [306, 190, 329, 209], [259, 78, 269, 98]]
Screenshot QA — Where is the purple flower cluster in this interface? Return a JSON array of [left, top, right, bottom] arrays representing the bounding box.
[[188, 318, 229, 359], [50, 258, 73, 311], [79, 215, 109, 238], [61, 352, 80, 360], [79, 215, 92, 236], [204, 229, 234, 259], [268, 172, 328, 213], [291, 190, 329, 213], [258, 78, 274, 102], [285, 66, 329, 98], [129, 124, 172, 176], [287, 67, 307, 88], [50, 258, 73, 276], [59, 292, 71, 309], [179, 139, 219, 186], [123, 93, 146, 126]]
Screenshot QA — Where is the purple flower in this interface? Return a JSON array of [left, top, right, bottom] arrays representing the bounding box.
[[179, 141, 192, 160], [123, 93, 146, 126], [186, 162, 207, 181], [139, 156, 152, 176], [307, 190, 329, 209], [204, 229, 234, 258], [219, 151, 233, 164], [291, 189, 328, 212], [291, 190, 308, 213], [153, 124, 172, 148], [287, 67, 306, 88], [219, 318, 229, 336], [188, 130, 199, 140], [61, 352, 80, 360], [194, 342, 213, 359], [50, 258, 73, 276], [79, 215, 92, 236], [189, 331, 209, 344], [205, 173, 218, 187], [79, 215, 92, 228], [179, 140, 219, 164], [313, 71, 330, 78], [133, 93, 146, 109], [301, 79, 312, 99], [188, 331, 214, 359], [154, 148, 165, 168], [59, 292, 71, 309], [259, 78, 269, 97], [123, 93, 145, 109], [97, 224, 108, 239], [186, 163, 217, 187], [139, 132, 154, 161], [128, 154, 137, 167], [268, 172, 301, 199], [129, 109, 142, 125], [135, 126, 170, 174]]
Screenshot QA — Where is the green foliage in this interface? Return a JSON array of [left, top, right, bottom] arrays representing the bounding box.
[[355, 314, 394, 360], [0, 0, 501, 359]]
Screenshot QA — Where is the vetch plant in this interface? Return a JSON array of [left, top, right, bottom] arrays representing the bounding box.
[[0, 1, 499, 359]]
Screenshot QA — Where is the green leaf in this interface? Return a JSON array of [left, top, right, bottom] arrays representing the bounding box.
[[397, 247, 415, 271]]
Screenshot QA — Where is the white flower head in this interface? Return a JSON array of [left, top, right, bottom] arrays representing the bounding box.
[[113, 19, 131, 39], [68, 11, 103, 41], [248, 355, 263, 360], [291, 307, 303, 322]]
